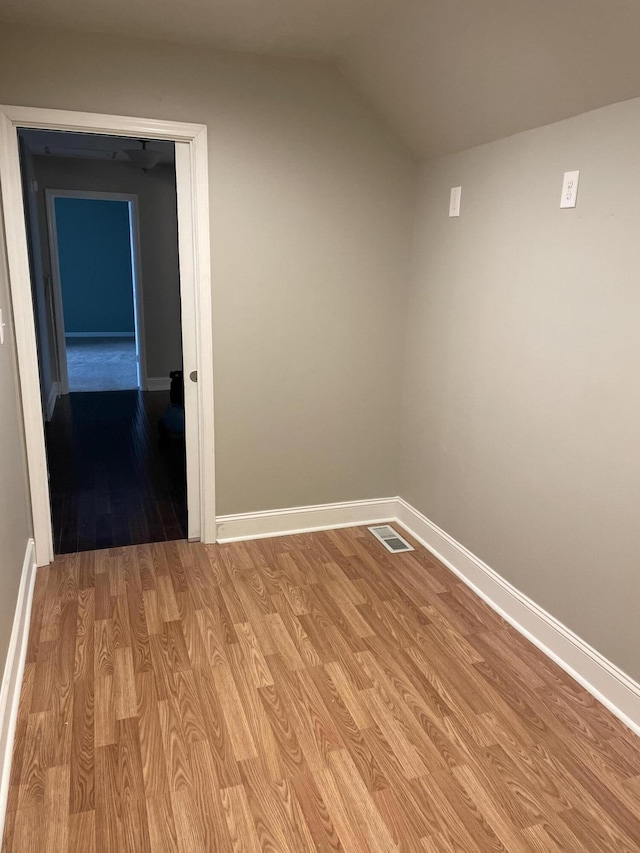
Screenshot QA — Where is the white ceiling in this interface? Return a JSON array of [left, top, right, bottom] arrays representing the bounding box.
[[4, 0, 640, 158]]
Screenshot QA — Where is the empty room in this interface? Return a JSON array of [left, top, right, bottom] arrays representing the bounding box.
[[0, 1, 639, 851]]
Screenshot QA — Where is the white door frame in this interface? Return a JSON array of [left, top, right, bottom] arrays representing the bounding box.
[[0, 105, 216, 566], [45, 188, 148, 394]]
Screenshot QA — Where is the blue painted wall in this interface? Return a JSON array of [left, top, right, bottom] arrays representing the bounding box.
[[54, 197, 135, 334]]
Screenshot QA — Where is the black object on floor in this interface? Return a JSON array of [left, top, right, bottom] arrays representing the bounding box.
[[159, 369, 185, 439], [46, 390, 187, 554]]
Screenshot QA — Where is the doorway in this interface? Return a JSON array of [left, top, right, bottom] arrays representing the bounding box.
[[0, 106, 216, 566], [46, 191, 145, 394], [19, 130, 188, 554]]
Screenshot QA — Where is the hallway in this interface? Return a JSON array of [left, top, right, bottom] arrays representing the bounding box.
[[65, 337, 138, 392]]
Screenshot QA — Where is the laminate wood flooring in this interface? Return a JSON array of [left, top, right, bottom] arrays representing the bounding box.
[[46, 391, 187, 554], [3, 528, 640, 852]]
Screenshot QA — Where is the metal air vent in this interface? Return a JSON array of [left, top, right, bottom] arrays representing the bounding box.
[[368, 525, 414, 553]]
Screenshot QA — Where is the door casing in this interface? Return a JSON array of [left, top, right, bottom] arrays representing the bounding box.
[[0, 105, 216, 566]]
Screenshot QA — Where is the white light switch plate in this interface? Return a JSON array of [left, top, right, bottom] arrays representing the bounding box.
[[449, 186, 462, 217], [0, 308, 5, 345], [560, 170, 580, 208]]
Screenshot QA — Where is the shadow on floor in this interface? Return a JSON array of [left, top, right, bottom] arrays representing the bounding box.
[[45, 389, 187, 553]]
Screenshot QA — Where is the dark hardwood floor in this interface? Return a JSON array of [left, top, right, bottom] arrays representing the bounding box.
[[45, 391, 187, 554]]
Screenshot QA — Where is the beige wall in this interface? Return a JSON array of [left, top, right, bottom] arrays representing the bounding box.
[[0, 196, 33, 678], [32, 156, 182, 381], [0, 20, 637, 698], [0, 23, 417, 515], [402, 98, 640, 680]]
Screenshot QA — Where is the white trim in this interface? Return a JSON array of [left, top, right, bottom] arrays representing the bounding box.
[[146, 376, 172, 392], [175, 142, 200, 540], [174, 132, 216, 543], [219, 494, 640, 735], [45, 380, 60, 422], [0, 112, 54, 566], [64, 332, 134, 338], [0, 539, 37, 840], [44, 190, 70, 394], [0, 105, 216, 564], [216, 498, 398, 543], [395, 497, 640, 737], [3, 105, 206, 141], [45, 188, 148, 394], [127, 193, 147, 391]]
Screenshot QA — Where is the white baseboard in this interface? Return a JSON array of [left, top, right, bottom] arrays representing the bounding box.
[[216, 497, 397, 543], [65, 332, 134, 338], [0, 499, 634, 849], [218, 494, 640, 736], [395, 498, 640, 737], [0, 539, 37, 838], [45, 380, 60, 422], [146, 377, 171, 392]]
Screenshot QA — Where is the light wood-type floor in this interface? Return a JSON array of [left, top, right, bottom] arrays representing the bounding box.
[[3, 528, 640, 852]]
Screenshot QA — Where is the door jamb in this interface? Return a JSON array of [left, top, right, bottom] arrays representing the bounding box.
[[0, 106, 215, 566]]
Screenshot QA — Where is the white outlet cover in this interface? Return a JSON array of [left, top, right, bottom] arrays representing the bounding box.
[[449, 186, 462, 217], [560, 170, 580, 208]]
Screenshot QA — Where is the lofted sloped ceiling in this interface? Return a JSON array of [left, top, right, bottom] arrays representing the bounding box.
[[2, 0, 640, 158], [342, 0, 640, 158], [0, 0, 396, 56]]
